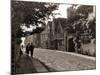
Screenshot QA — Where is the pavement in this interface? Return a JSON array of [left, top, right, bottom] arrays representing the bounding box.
[[33, 48, 96, 72], [15, 54, 49, 74]]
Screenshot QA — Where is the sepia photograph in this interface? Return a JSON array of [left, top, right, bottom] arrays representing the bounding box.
[[11, 0, 96, 74]]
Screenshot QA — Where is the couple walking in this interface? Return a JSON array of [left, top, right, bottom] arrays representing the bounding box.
[[26, 43, 34, 57]]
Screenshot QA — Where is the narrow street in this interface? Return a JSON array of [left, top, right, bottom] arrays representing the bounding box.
[[11, 2, 96, 74], [16, 48, 96, 74]]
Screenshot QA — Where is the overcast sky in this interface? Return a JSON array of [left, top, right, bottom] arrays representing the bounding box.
[[53, 4, 71, 18]]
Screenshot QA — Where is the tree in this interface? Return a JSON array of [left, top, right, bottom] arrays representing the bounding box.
[[12, 1, 58, 42], [76, 5, 96, 39], [11, 1, 58, 73], [66, 5, 95, 38], [64, 5, 95, 53], [76, 5, 93, 18]]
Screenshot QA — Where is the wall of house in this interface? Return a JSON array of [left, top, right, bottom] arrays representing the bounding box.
[[81, 39, 96, 56], [57, 40, 65, 51], [40, 33, 48, 48], [40, 23, 51, 49]]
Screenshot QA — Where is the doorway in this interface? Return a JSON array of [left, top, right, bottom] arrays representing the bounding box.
[[68, 38, 75, 52]]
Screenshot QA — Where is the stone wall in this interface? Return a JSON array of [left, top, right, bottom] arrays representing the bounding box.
[[81, 41, 96, 56]]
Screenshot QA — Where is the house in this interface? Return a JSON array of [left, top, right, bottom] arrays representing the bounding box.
[[50, 18, 67, 51]]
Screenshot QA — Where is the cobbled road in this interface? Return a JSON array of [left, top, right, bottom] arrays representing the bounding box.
[[33, 48, 96, 72]]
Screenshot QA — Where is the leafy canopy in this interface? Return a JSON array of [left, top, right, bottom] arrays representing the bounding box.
[[12, 1, 58, 37]]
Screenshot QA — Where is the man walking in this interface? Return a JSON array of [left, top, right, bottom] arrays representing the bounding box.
[[29, 43, 34, 57], [26, 43, 30, 55]]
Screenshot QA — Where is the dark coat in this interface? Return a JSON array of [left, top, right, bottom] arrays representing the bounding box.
[[29, 45, 34, 51]]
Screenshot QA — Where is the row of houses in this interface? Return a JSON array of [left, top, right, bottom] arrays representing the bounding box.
[[25, 17, 77, 52], [40, 18, 77, 51]]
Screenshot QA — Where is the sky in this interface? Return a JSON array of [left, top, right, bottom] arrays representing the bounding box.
[[53, 4, 71, 18]]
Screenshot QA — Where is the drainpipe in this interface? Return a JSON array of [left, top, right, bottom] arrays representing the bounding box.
[[64, 31, 68, 52]]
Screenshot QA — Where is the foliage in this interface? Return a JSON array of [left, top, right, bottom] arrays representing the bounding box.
[[12, 1, 58, 38], [65, 5, 95, 40], [76, 5, 93, 18]]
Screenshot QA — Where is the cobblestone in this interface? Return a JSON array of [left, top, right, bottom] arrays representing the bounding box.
[[33, 48, 96, 71]]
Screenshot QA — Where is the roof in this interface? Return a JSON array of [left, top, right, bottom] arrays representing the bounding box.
[[53, 18, 67, 29]]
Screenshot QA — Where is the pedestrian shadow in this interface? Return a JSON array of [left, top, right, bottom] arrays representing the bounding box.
[[15, 54, 37, 74]]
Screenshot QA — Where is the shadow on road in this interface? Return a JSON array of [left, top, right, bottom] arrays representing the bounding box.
[[16, 54, 37, 74]]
